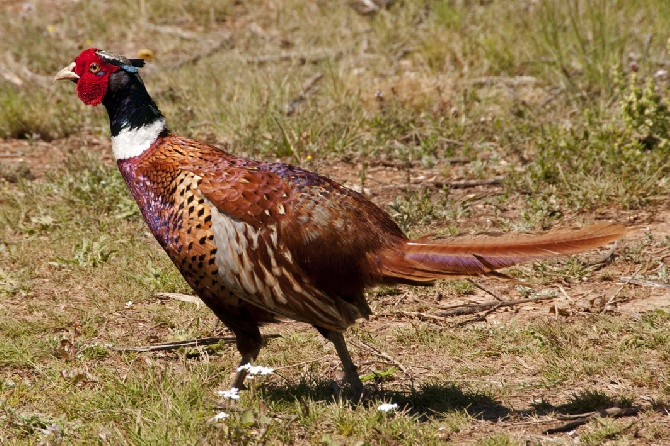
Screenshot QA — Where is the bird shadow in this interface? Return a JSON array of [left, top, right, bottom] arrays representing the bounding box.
[[259, 379, 510, 421]]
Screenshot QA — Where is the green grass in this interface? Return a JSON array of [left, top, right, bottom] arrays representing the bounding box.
[[1, 0, 670, 444]]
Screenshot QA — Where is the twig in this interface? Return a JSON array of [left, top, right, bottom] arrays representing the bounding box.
[[112, 334, 281, 352], [4, 51, 51, 87], [143, 22, 203, 41], [467, 279, 506, 302], [155, 292, 203, 306], [586, 240, 619, 266], [651, 246, 670, 257], [556, 285, 573, 301], [540, 87, 565, 108], [506, 418, 558, 426], [467, 76, 538, 87], [543, 418, 590, 434], [1, 70, 24, 86], [436, 294, 559, 317], [246, 50, 340, 65], [556, 407, 639, 421], [543, 407, 639, 435], [374, 157, 468, 170], [617, 276, 670, 290], [353, 338, 414, 384], [438, 138, 465, 148], [435, 177, 504, 189], [300, 73, 324, 94], [381, 293, 559, 323], [443, 156, 469, 163], [603, 266, 643, 311], [285, 72, 324, 116], [384, 311, 451, 322], [166, 37, 232, 69], [112, 337, 235, 352], [378, 160, 422, 169]]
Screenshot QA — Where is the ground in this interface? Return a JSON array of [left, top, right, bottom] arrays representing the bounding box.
[[1, 1, 670, 445], [2, 133, 669, 445]]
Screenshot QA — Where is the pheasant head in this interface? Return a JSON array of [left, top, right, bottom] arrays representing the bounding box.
[[55, 49, 165, 160], [54, 48, 146, 106]]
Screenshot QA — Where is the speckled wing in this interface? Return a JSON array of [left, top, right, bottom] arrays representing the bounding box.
[[185, 159, 371, 331], [198, 164, 291, 227]]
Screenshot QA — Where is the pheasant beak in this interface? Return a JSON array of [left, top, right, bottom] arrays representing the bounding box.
[[53, 62, 79, 83]]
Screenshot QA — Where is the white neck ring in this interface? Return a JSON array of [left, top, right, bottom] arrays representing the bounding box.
[[111, 118, 166, 160]]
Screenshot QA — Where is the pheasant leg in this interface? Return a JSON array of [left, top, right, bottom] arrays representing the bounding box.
[[229, 323, 262, 390], [319, 328, 364, 401], [231, 354, 258, 389]]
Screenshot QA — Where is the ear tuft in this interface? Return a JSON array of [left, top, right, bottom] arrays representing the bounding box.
[[95, 50, 145, 73]]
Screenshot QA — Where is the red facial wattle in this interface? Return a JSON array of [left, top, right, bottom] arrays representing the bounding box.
[[73, 48, 120, 106]]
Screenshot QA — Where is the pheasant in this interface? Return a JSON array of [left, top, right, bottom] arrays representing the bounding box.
[[55, 49, 629, 399]]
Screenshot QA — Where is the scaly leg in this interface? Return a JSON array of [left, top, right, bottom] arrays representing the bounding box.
[[229, 323, 262, 390], [232, 353, 258, 389], [317, 327, 365, 402]]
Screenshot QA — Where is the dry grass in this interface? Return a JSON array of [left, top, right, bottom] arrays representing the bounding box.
[[1, 0, 670, 444]]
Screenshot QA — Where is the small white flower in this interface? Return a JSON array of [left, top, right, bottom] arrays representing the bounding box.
[[654, 69, 669, 80], [125, 301, 133, 308], [212, 411, 229, 421], [377, 403, 398, 412], [217, 387, 240, 400], [237, 363, 274, 376], [40, 424, 60, 436]]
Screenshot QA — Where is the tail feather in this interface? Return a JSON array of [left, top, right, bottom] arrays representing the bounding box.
[[378, 222, 631, 285]]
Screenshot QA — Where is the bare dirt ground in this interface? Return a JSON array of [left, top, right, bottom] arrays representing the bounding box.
[[2, 134, 669, 444]]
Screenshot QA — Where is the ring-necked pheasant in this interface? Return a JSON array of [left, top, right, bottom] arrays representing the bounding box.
[[55, 49, 630, 399]]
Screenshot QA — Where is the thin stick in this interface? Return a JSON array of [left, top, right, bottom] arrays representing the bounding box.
[[246, 50, 341, 65], [4, 51, 51, 87], [543, 418, 591, 434], [556, 407, 639, 421], [155, 292, 203, 306], [112, 334, 281, 352], [467, 76, 538, 87], [556, 285, 573, 301], [380, 294, 559, 323], [467, 279, 506, 302], [617, 276, 670, 290], [603, 266, 643, 311], [586, 240, 618, 266], [385, 311, 451, 322], [285, 72, 324, 116], [435, 177, 504, 189], [300, 72, 324, 94], [143, 22, 203, 41], [544, 407, 639, 435], [112, 337, 235, 352], [437, 293, 559, 317], [353, 338, 414, 383], [167, 37, 232, 69]]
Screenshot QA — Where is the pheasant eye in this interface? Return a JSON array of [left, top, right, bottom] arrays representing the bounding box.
[[89, 63, 100, 73]]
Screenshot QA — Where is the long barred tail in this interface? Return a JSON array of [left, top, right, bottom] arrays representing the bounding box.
[[378, 223, 631, 285]]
